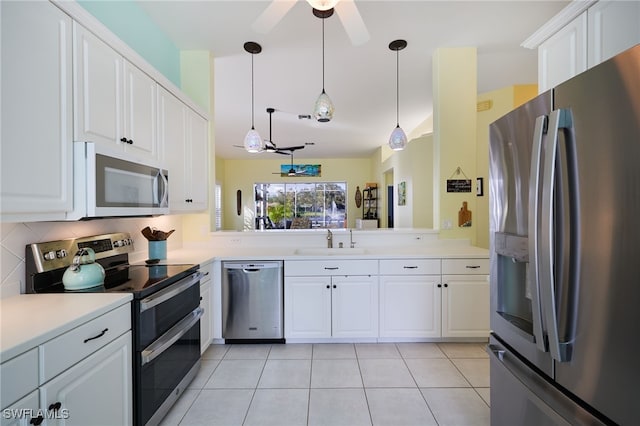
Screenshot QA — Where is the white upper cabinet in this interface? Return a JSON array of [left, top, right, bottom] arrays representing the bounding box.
[[588, 0, 640, 67], [1, 1, 73, 221], [159, 87, 209, 212], [538, 12, 588, 92], [74, 23, 158, 162], [533, 0, 640, 92]]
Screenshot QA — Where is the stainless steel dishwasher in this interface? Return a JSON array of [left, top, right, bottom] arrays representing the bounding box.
[[222, 261, 284, 342]]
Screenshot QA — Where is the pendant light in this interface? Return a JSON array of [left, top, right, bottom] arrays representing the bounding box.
[[312, 8, 335, 123], [306, 0, 339, 11], [388, 39, 408, 151], [243, 41, 263, 153]]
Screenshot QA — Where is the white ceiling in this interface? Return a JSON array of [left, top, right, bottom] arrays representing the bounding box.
[[137, 0, 568, 159]]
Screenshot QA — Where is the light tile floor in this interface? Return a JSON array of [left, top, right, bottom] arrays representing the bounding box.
[[159, 342, 490, 426]]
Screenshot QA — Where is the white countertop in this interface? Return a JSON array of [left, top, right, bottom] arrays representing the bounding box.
[[0, 293, 132, 362], [152, 245, 490, 266]]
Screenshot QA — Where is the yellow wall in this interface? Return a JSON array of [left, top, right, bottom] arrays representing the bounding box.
[[433, 48, 478, 243], [376, 134, 434, 229], [475, 84, 537, 248], [220, 157, 374, 230]]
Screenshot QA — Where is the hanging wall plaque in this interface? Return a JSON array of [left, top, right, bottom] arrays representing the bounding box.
[[446, 166, 472, 193]]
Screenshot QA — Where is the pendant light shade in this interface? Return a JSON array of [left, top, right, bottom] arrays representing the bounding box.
[[306, 0, 338, 11], [313, 9, 334, 123], [243, 41, 263, 153], [388, 39, 407, 151]]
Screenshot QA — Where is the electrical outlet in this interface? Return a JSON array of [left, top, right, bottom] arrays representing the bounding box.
[[442, 219, 453, 230], [229, 238, 241, 245]]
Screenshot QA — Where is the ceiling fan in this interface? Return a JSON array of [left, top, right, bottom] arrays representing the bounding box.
[[236, 107, 308, 154], [252, 0, 370, 46], [274, 150, 308, 177]]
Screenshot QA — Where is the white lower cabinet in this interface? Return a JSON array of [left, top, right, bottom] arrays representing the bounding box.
[[39, 332, 132, 426], [1, 390, 39, 426], [284, 260, 378, 340], [441, 275, 490, 338], [199, 261, 214, 353], [441, 258, 490, 338], [0, 302, 132, 426], [379, 275, 441, 338]]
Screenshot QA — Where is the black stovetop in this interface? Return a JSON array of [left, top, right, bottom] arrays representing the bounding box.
[[29, 260, 198, 299]]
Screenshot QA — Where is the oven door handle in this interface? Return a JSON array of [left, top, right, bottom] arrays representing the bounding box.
[[141, 307, 204, 366], [140, 272, 202, 313]]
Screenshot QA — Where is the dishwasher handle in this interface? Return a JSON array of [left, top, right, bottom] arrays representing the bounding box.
[[223, 262, 282, 271]]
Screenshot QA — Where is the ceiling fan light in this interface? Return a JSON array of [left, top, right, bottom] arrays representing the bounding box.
[[244, 127, 263, 153], [313, 90, 334, 122], [307, 0, 339, 11], [388, 125, 407, 151]]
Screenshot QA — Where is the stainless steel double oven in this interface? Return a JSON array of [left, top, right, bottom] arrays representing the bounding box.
[[26, 233, 203, 425]]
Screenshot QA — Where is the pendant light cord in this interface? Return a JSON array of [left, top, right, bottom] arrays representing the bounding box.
[[321, 17, 326, 92], [251, 53, 256, 129], [395, 48, 400, 126]]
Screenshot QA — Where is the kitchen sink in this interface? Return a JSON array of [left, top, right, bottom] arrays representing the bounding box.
[[294, 248, 369, 256]]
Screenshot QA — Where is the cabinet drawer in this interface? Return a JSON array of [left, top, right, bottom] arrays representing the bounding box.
[[285, 260, 377, 276], [0, 348, 38, 408], [379, 259, 440, 275], [40, 303, 131, 384], [442, 258, 489, 275]]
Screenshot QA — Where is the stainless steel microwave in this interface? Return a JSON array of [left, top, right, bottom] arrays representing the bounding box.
[[67, 142, 168, 220]]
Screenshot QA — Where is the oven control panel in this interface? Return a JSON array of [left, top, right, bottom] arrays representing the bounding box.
[[27, 232, 135, 273]]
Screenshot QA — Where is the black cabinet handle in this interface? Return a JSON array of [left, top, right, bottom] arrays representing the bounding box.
[[403, 266, 418, 269], [84, 328, 108, 344], [119, 137, 133, 144], [333, 285, 336, 289], [30, 416, 44, 425], [326, 285, 330, 289], [324, 267, 339, 270], [437, 284, 442, 288], [48, 402, 62, 412], [444, 283, 449, 288], [465, 265, 481, 269]]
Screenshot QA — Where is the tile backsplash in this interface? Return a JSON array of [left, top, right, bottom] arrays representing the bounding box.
[[0, 215, 183, 298]]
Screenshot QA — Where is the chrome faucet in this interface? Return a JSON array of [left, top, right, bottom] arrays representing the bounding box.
[[326, 229, 333, 248], [350, 229, 356, 248]]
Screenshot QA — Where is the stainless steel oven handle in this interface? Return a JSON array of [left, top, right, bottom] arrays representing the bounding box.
[[141, 307, 204, 366], [140, 272, 202, 313]]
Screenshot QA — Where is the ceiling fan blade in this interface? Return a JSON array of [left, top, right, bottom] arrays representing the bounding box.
[[252, 0, 297, 34], [273, 150, 290, 155], [335, 0, 370, 46], [277, 145, 305, 151]]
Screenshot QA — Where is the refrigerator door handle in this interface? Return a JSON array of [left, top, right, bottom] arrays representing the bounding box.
[[540, 109, 574, 363], [528, 115, 549, 353]]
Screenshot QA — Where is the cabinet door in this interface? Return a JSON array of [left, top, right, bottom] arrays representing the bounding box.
[[441, 275, 490, 338], [158, 87, 188, 210], [284, 276, 332, 339], [588, 0, 640, 67], [186, 109, 209, 210], [379, 275, 441, 338], [73, 23, 123, 148], [538, 11, 587, 91], [331, 275, 378, 338], [39, 332, 132, 426], [123, 62, 157, 161], [1, 390, 39, 426], [1, 1, 73, 220], [200, 279, 212, 353]]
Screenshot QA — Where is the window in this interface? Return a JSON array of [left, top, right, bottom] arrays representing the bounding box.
[[254, 182, 347, 229]]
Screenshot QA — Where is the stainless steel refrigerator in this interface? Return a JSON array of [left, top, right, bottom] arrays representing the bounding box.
[[489, 44, 640, 425]]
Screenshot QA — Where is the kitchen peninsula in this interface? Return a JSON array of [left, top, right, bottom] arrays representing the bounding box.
[[152, 228, 490, 344]]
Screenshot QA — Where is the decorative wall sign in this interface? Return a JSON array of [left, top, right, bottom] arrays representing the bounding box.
[[280, 164, 321, 177], [398, 181, 406, 206], [447, 166, 472, 193]]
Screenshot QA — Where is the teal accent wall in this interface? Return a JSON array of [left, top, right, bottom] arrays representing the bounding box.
[[77, 0, 180, 86]]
